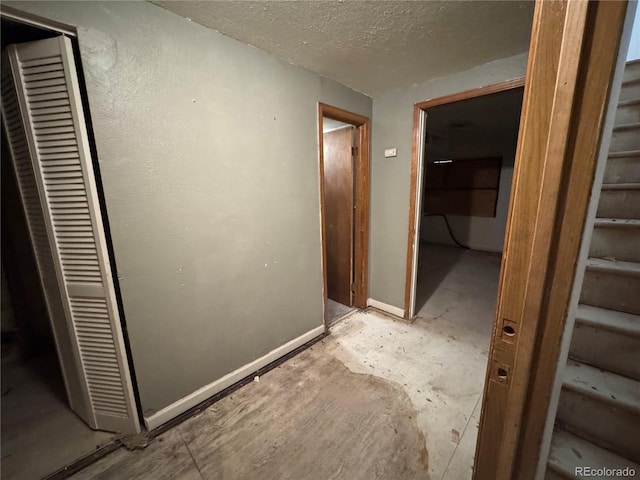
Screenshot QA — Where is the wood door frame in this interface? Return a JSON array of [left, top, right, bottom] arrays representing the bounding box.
[[472, 1, 629, 479], [317, 103, 370, 321], [0, 5, 76, 37], [403, 77, 525, 320]]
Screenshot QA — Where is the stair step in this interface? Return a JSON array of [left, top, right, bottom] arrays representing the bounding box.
[[600, 182, 640, 190], [608, 149, 640, 159], [581, 259, 640, 315], [591, 220, 640, 263], [593, 218, 640, 227], [563, 360, 640, 413], [619, 76, 640, 103], [619, 98, 640, 107], [547, 428, 640, 479], [612, 122, 640, 132], [623, 60, 640, 84], [597, 186, 640, 219], [604, 150, 640, 184], [557, 360, 640, 462], [615, 99, 640, 125], [610, 123, 640, 152], [575, 304, 640, 337], [571, 305, 640, 380], [585, 258, 640, 277]]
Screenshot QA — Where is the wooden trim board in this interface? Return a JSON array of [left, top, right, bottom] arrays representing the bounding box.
[[473, 1, 628, 478], [366, 298, 405, 318], [535, 3, 638, 476], [403, 79, 525, 320], [0, 6, 77, 36], [416, 77, 526, 111], [144, 325, 325, 430], [515, 2, 630, 478], [494, 1, 589, 476], [318, 103, 370, 322]]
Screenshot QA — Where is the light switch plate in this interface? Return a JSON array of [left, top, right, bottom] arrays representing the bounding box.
[[384, 148, 397, 158]]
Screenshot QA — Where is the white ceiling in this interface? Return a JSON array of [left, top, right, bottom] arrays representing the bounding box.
[[152, 1, 534, 96]]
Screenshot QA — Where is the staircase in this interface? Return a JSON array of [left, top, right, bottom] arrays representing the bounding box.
[[545, 61, 640, 478]]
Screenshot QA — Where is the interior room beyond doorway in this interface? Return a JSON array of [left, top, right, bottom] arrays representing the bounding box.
[[402, 85, 524, 475], [322, 117, 357, 325], [416, 87, 524, 313]]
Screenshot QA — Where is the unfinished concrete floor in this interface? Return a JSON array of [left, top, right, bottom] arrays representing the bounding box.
[[326, 298, 355, 325], [1, 351, 115, 480], [68, 244, 499, 480], [341, 244, 501, 479]]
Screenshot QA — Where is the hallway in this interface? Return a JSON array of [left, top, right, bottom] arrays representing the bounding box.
[[66, 246, 500, 480]]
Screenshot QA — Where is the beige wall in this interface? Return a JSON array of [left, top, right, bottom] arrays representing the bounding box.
[[368, 53, 528, 310], [5, 1, 372, 417]]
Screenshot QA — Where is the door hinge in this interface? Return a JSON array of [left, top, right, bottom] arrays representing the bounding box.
[[351, 283, 356, 294], [352, 146, 358, 156]]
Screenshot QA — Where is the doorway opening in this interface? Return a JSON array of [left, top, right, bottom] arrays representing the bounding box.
[[1, 15, 139, 479], [395, 80, 524, 475], [405, 80, 525, 321], [318, 103, 370, 326]]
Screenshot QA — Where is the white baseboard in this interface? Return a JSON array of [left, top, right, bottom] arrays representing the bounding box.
[[144, 325, 325, 430], [366, 298, 405, 318]]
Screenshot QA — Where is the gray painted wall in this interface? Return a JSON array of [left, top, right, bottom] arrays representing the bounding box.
[[369, 53, 528, 310], [6, 1, 371, 416]]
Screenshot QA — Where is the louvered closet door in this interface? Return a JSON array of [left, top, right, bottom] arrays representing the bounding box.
[[1, 36, 140, 434]]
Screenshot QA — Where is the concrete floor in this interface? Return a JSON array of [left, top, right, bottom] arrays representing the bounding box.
[[332, 244, 501, 479], [1, 351, 116, 480], [326, 298, 355, 325], [67, 244, 499, 480]]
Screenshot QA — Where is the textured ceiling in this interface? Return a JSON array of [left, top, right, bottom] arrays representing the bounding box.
[[152, 1, 534, 96]]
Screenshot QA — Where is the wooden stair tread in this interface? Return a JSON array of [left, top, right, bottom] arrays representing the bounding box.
[[575, 304, 640, 337], [548, 428, 640, 477], [586, 257, 640, 277], [563, 360, 640, 414]]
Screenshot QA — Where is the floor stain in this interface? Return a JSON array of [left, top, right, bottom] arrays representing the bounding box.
[[173, 342, 430, 480]]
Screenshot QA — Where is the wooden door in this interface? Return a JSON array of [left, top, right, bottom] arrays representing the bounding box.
[[1, 36, 140, 433], [323, 126, 355, 306]]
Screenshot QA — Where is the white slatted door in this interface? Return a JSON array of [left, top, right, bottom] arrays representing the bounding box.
[[1, 36, 140, 433]]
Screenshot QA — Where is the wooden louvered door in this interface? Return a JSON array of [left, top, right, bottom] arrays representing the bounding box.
[[0, 36, 140, 433]]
